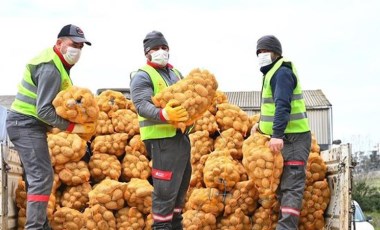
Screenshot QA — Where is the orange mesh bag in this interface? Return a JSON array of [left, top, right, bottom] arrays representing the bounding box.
[[152, 68, 218, 132], [215, 103, 250, 137], [115, 207, 145, 230], [82, 204, 117, 230], [299, 179, 330, 230], [203, 149, 240, 192], [50, 207, 85, 230], [88, 178, 127, 210], [242, 132, 283, 209], [182, 210, 217, 230], [47, 132, 87, 166], [53, 86, 99, 124], [217, 208, 252, 230]]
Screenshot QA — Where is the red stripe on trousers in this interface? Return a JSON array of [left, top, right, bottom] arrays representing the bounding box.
[[27, 194, 50, 202]]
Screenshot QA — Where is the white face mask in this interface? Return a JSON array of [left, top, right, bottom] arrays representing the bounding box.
[[63, 46, 81, 65], [150, 49, 169, 66], [257, 52, 273, 67]]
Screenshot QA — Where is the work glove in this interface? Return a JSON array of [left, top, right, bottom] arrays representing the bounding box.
[[70, 123, 96, 134], [161, 101, 189, 122]]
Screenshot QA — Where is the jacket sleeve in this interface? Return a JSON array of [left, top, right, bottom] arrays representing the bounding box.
[[270, 66, 297, 138], [130, 70, 162, 121], [34, 63, 71, 130]]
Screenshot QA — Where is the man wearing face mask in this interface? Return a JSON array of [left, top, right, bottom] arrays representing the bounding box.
[[6, 24, 93, 229], [253, 35, 311, 230], [130, 31, 191, 230]]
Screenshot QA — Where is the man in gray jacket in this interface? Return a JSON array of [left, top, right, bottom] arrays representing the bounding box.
[[6, 24, 94, 229], [130, 30, 191, 230]]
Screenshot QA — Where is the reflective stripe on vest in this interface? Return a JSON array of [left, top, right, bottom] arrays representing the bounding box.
[[137, 65, 181, 140], [11, 48, 72, 121], [259, 58, 310, 135]]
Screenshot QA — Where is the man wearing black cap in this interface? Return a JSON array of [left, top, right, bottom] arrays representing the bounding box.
[[130, 31, 191, 230], [6, 24, 93, 229], [253, 35, 312, 229]]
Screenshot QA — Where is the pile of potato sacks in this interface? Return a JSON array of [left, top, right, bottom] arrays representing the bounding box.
[[15, 68, 330, 230]]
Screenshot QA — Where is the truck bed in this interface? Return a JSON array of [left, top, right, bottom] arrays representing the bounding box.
[[321, 143, 353, 230]]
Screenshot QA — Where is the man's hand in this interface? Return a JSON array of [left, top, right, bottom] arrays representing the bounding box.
[[71, 123, 96, 134], [269, 137, 284, 153], [162, 101, 189, 122]]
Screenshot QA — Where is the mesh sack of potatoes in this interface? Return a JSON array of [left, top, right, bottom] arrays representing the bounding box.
[[124, 178, 153, 215], [47, 193, 57, 223], [91, 133, 129, 157], [217, 208, 252, 230], [242, 132, 283, 209], [189, 130, 214, 165], [52, 173, 62, 193], [88, 178, 127, 210], [47, 132, 87, 166], [96, 89, 129, 115], [215, 102, 250, 137], [235, 161, 249, 182], [15, 179, 26, 227], [299, 179, 330, 230], [251, 206, 279, 230], [82, 203, 117, 230], [53, 86, 99, 124], [189, 154, 208, 188], [185, 187, 224, 217], [191, 110, 219, 135], [144, 214, 154, 230], [208, 90, 229, 115], [115, 207, 145, 230], [248, 113, 260, 134], [311, 133, 321, 153], [96, 111, 115, 135], [17, 208, 26, 230], [214, 128, 244, 160], [60, 182, 92, 211], [125, 134, 147, 157], [182, 210, 217, 230], [223, 179, 259, 217], [306, 151, 327, 185], [88, 153, 121, 182], [110, 108, 140, 136], [203, 149, 241, 192], [47, 174, 62, 222], [54, 160, 90, 186], [152, 68, 218, 132], [121, 153, 151, 181], [51, 206, 85, 230]]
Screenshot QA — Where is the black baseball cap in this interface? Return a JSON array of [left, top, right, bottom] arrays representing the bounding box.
[[57, 24, 92, 46]]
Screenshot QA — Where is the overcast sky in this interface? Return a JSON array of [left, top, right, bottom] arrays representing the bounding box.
[[0, 0, 379, 150]]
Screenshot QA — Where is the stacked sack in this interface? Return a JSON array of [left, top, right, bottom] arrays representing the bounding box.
[[298, 134, 330, 230], [14, 70, 332, 230], [242, 132, 283, 209]]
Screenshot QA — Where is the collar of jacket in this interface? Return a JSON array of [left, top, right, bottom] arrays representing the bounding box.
[[146, 60, 173, 70]]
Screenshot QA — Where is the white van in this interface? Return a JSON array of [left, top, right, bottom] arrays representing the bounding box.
[[352, 200, 375, 230]]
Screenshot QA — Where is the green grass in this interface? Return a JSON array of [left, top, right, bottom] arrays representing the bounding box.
[[364, 211, 380, 230]]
